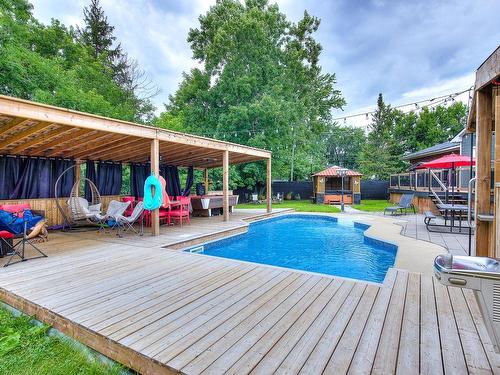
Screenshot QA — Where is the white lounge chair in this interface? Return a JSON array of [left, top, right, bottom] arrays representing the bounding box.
[[112, 201, 144, 237]]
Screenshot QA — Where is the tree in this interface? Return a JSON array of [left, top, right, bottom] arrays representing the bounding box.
[[326, 125, 366, 169], [359, 94, 406, 179], [161, 0, 344, 187], [358, 94, 468, 180], [0, 0, 153, 122], [78, 0, 122, 69]]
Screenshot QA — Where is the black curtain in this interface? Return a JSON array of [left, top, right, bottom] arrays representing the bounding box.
[[84, 160, 97, 201], [160, 164, 181, 197], [182, 166, 194, 196], [130, 163, 150, 198], [10, 158, 52, 199], [0, 156, 21, 199], [52, 159, 75, 198], [2, 156, 74, 199], [97, 162, 122, 195]]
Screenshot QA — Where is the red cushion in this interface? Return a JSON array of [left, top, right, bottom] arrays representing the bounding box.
[[0, 204, 31, 218], [0, 231, 15, 239]]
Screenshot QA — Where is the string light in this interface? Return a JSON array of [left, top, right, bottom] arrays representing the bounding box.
[[182, 87, 473, 138]]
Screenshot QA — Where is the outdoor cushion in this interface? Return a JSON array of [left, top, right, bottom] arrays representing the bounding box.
[[0, 204, 31, 218], [0, 230, 15, 239], [0, 209, 42, 234]]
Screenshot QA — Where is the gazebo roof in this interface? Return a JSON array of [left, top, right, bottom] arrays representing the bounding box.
[[313, 166, 362, 177]]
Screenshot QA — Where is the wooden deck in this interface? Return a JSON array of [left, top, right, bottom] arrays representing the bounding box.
[[0, 213, 499, 374]]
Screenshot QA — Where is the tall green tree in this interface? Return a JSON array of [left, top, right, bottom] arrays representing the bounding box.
[[77, 0, 123, 73], [0, 0, 155, 122], [359, 94, 406, 179], [159, 0, 344, 186], [326, 124, 366, 169]]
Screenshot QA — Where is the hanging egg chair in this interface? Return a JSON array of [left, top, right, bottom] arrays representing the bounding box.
[[55, 162, 102, 229]]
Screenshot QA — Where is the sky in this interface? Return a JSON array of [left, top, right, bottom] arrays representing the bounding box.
[[30, 0, 500, 128]]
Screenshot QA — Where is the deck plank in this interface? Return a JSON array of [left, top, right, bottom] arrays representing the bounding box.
[[448, 287, 492, 374], [323, 284, 379, 374], [396, 272, 420, 375], [275, 281, 356, 374], [371, 270, 408, 375], [224, 277, 334, 375], [298, 283, 366, 374], [247, 279, 345, 374], [420, 272, 444, 375], [176, 274, 316, 373], [164, 272, 305, 369], [347, 268, 397, 374], [434, 278, 468, 375]]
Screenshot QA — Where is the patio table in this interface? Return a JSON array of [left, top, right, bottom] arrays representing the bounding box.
[[436, 204, 470, 233]]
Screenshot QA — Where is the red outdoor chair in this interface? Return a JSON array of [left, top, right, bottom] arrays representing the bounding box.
[[121, 196, 136, 216], [167, 197, 191, 226]]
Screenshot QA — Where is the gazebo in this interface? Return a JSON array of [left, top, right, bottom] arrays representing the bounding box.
[[0, 95, 272, 236], [313, 166, 362, 205]]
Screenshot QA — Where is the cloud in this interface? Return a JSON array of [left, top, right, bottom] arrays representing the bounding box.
[[29, 0, 500, 118]]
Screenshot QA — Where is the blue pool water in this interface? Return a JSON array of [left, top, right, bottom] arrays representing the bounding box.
[[187, 215, 397, 283]]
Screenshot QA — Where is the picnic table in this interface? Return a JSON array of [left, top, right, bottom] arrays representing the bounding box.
[[436, 203, 470, 233]]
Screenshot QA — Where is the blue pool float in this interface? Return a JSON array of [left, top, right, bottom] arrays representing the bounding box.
[[143, 175, 163, 210]]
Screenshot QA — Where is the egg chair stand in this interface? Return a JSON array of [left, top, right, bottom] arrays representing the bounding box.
[[55, 163, 103, 231]]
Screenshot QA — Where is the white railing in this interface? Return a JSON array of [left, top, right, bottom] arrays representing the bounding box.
[[429, 170, 447, 205]]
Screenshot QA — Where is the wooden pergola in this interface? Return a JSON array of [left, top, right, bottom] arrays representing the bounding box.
[[0, 95, 272, 235], [466, 46, 499, 257]]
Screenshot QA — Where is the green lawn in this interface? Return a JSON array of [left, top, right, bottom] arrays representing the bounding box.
[[352, 199, 392, 212], [236, 199, 341, 213], [0, 307, 121, 375], [237, 199, 392, 213]]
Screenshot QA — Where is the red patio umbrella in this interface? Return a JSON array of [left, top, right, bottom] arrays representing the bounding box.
[[418, 153, 475, 169], [418, 153, 475, 205]]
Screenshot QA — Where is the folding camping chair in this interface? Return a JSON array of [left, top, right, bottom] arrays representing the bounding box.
[[0, 210, 48, 267], [111, 201, 145, 237]]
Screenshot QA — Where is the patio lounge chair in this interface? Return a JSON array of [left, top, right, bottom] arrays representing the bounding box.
[[112, 201, 144, 237], [384, 193, 416, 215]]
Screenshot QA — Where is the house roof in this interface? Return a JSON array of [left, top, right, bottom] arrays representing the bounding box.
[[402, 141, 460, 161], [313, 166, 362, 177]]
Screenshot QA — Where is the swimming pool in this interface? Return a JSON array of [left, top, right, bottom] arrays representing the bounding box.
[[186, 215, 398, 283]]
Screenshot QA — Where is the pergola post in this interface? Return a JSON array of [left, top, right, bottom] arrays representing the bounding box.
[[475, 90, 492, 256], [223, 150, 229, 221], [494, 86, 500, 257], [266, 158, 272, 213], [74, 160, 81, 195], [204, 168, 209, 195], [150, 138, 160, 236]]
